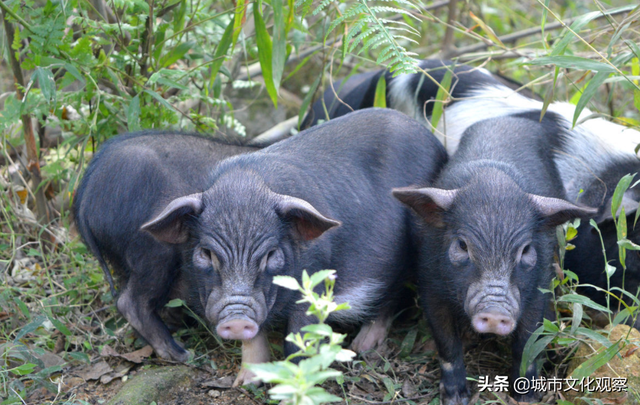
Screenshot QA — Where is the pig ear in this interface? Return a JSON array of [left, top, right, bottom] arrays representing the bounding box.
[[275, 195, 341, 241], [528, 194, 598, 227], [392, 187, 457, 227], [141, 193, 203, 244]]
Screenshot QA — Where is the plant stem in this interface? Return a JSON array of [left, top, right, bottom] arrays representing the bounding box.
[[1, 7, 49, 224]]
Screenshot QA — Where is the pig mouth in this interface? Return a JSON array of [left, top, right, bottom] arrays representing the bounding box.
[[465, 283, 520, 336], [207, 296, 267, 341]]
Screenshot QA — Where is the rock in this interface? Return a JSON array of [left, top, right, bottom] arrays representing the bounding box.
[[106, 365, 193, 405], [208, 389, 221, 398], [565, 324, 640, 404]]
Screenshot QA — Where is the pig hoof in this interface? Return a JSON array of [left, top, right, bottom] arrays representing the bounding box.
[[233, 368, 261, 387], [512, 391, 539, 403], [156, 345, 190, 363], [350, 321, 389, 353], [441, 393, 469, 405], [440, 383, 469, 405]]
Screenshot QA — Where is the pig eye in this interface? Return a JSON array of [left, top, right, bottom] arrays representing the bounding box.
[[518, 243, 537, 268], [194, 247, 219, 270], [458, 239, 468, 252], [449, 238, 470, 264], [263, 248, 285, 275]]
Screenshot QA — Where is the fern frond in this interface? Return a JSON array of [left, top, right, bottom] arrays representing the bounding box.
[[312, 0, 335, 15], [319, 0, 420, 75]]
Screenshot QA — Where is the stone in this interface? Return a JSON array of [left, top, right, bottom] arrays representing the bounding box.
[[106, 365, 193, 405], [565, 324, 640, 404]]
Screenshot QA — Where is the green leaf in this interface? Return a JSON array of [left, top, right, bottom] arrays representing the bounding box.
[[48, 316, 71, 337], [571, 341, 620, 379], [304, 387, 343, 404], [127, 95, 141, 132], [209, 15, 235, 90], [570, 302, 582, 335], [273, 275, 300, 290], [399, 328, 417, 358], [232, 0, 246, 49], [469, 11, 504, 47], [633, 58, 640, 113], [430, 68, 452, 130], [11, 363, 36, 376], [14, 297, 31, 320], [551, 5, 636, 56], [612, 307, 637, 326], [298, 73, 321, 129], [165, 298, 185, 308], [172, 0, 187, 33], [528, 56, 617, 73], [63, 63, 85, 85], [272, 0, 286, 90], [540, 67, 559, 121], [33, 67, 56, 105], [572, 71, 608, 128], [301, 324, 333, 337], [14, 315, 47, 342], [618, 206, 628, 268], [373, 75, 387, 108], [611, 174, 635, 220], [254, 4, 278, 107], [557, 294, 612, 314], [382, 377, 396, 397], [543, 318, 559, 333], [143, 89, 175, 111], [309, 270, 336, 289], [159, 41, 194, 68], [576, 327, 613, 348], [519, 325, 551, 377]]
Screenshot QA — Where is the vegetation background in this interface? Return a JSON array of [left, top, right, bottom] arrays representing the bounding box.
[[1, 0, 639, 403]]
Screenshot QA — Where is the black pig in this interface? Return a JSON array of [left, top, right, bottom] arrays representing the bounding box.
[[394, 116, 596, 404], [140, 109, 448, 386], [307, 59, 640, 319], [73, 132, 257, 362]]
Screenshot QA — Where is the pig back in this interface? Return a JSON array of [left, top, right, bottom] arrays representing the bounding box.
[[224, 109, 447, 295]]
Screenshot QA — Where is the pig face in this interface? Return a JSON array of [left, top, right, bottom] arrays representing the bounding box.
[[394, 171, 597, 336], [141, 174, 340, 341]]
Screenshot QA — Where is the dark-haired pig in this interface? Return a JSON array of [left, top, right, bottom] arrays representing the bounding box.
[[394, 116, 596, 404], [140, 109, 448, 385], [73, 132, 258, 362]]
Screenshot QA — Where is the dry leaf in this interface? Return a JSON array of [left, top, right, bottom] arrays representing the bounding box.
[[100, 344, 153, 364], [121, 345, 153, 363], [623, 345, 639, 358], [78, 361, 113, 381]]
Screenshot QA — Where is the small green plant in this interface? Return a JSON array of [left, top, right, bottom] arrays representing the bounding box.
[[519, 174, 640, 398], [247, 270, 355, 405]]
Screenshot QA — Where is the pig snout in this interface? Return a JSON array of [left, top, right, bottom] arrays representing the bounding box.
[[217, 317, 259, 340], [471, 308, 515, 335], [212, 301, 261, 341], [465, 281, 520, 335]]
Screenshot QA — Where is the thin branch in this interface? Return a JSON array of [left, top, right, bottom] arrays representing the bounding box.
[[450, 6, 633, 57], [440, 0, 458, 59], [1, 7, 49, 224]]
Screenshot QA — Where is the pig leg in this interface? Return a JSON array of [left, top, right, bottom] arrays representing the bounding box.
[[233, 331, 271, 387], [423, 295, 469, 405], [116, 262, 189, 362], [350, 307, 394, 353], [283, 308, 317, 359], [510, 295, 547, 402]]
